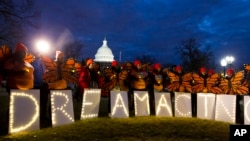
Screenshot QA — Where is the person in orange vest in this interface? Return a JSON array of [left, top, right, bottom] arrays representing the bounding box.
[[130, 60, 148, 91], [119, 61, 133, 91], [128, 60, 149, 113], [152, 63, 163, 91], [110, 60, 120, 90], [148, 63, 163, 115], [3, 43, 34, 93]]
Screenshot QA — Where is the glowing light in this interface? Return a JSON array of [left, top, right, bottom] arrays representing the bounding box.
[[175, 93, 192, 117], [111, 92, 129, 117], [134, 91, 150, 116], [51, 90, 74, 127], [155, 92, 172, 116], [225, 56, 234, 64], [35, 39, 50, 54], [221, 59, 227, 67], [215, 95, 236, 123], [81, 89, 101, 119], [9, 91, 39, 133]]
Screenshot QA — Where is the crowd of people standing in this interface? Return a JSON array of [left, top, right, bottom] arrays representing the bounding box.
[[1, 43, 250, 120]]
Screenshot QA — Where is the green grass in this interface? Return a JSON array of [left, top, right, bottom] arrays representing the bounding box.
[[0, 117, 230, 141]]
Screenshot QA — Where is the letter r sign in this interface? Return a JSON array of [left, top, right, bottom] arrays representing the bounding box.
[[230, 125, 250, 141]]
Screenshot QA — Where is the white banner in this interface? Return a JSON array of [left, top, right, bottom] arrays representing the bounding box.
[[197, 93, 216, 120], [50, 90, 75, 127], [215, 94, 236, 123], [110, 91, 129, 118], [81, 89, 101, 119], [174, 92, 192, 117], [154, 92, 173, 117], [9, 89, 40, 134]]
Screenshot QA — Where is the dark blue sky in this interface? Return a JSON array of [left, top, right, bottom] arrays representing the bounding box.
[[30, 0, 250, 68]]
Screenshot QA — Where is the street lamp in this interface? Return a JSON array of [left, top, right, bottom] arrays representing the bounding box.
[[221, 59, 227, 77], [225, 56, 234, 68], [35, 39, 50, 54]]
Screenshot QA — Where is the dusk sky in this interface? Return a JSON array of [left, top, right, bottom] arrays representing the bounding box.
[[30, 0, 250, 68]]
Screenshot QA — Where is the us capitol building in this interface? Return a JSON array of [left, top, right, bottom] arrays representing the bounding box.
[[94, 38, 115, 71]]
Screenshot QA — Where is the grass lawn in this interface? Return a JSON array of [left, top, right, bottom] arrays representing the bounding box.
[[0, 117, 230, 141]]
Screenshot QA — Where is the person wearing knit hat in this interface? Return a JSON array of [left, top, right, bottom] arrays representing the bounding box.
[[133, 60, 140, 65], [3, 43, 34, 91], [226, 68, 235, 78], [151, 63, 163, 91], [111, 60, 121, 77], [111, 60, 118, 67], [86, 58, 94, 66], [130, 59, 147, 90], [12, 43, 29, 62], [119, 62, 132, 91], [199, 67, 207, 75], [220, 68, 249, 94], [133, 60, 141, 67], [15, 43, 28, 53], [175, 65, 182, 73], [208, 69, 214, 76], [153, 63, 161, 71], [77, 58, 94, 99]]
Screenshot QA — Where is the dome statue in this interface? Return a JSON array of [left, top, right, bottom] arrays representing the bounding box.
[[94, 38, 114, 62]]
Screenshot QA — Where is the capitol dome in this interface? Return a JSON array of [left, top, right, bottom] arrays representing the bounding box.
[[94, 38, 114, 62]]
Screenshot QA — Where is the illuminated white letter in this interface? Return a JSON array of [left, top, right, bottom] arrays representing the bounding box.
[[9, 89, 40, 134], [110, 91, 129, 118], [51, 90, 74, 127], [215, 95, 236, 123], [197, 93, 216, 120], [134, 91, 150, 116], [81, 89, 101, 119], [154, 92, 172, 117], [174, 92, 192, 117]]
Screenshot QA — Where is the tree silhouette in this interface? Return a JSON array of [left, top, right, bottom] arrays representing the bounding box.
[[62, 39, 85, 60], [176, 38, 216, 72], [135, 54, 157, 65], [0, 0, 40, 45]]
